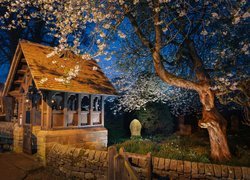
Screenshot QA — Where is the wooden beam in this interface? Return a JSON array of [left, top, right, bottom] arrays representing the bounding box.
[[14, 79, 23, 85], [17, 69, 27, 75], [3, 45, 22, 96], [20, 58, 26, 63]]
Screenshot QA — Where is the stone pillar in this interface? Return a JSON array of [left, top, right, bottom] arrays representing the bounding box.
[[13, 123, 23, 153], [36, 130, 48, 165]]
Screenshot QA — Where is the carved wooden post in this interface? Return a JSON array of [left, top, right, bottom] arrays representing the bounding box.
[[108, 146, 117, 180], [78, 94, 82, 126], [101, 96, 105, 126], [89, 95, 93, 125], [21, 94, 26, 126], [46, 95, 52, 129], [63, 92, 68, 127], [41, 94, 44, 128]]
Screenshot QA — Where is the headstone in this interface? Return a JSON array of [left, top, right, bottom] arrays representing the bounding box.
[[129, 119, 142, 137]]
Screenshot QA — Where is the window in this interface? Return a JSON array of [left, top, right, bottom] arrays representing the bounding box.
[[51, 93, 64, 110], [81, 96, 90, 111], [67, 94, 78, 111]]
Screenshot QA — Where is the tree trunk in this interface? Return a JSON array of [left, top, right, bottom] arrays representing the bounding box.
[[126, 1, 231, 161], [198, 88, 231, 161]]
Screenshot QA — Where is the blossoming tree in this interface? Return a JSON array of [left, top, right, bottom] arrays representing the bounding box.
[[0, 0, 249, 161]]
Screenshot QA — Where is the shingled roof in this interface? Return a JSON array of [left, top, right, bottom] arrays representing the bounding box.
[[4, 40, 117, 96]]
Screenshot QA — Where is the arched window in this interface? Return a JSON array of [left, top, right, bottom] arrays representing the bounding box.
[[93, 96, 101, 111], [67, 94, 78, 111], [51, 93, 64, 110], [81, 96, 90, 111]]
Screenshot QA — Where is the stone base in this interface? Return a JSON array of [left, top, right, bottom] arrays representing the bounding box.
[[37, 126, 108, 164], [13, 123, 23, 153]]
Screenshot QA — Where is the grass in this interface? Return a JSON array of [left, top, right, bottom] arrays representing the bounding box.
[[114, 129, 250, 167]]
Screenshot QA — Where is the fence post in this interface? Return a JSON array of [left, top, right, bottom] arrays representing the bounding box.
[[146, 152, 152, 180], [108, 146, 117, 180], [114, 154, 125, 180]]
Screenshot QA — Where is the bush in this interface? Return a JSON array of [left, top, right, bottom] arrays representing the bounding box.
[[136, 102, 174, 135]]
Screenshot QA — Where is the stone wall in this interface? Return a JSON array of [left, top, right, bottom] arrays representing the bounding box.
[[149, 157, 249, 179], [0, 121, 14, 137], [13, 124, 23, 153], [47, 143, 108, 180], [47, 143, 250, 180], [37, 127, 108, 163]]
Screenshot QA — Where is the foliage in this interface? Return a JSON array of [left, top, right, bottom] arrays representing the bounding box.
[[0, 0, 248, 113], [116, 73, 201, 116], [136, 102, 174, 135], [115, 130, 250, 166]]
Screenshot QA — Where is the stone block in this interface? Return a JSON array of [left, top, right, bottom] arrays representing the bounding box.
[[234, 166, 242, 179], [153, 157, 159, 169], [85, 172, 94, 179], [71, 171, 85, 178], [213, 164, 221, 177], [177, 160, 184, 173], [100, 151, 107, 162], [169, 159, 177, 171], [158, 158, 165, 170], [198, 163, 205, 174], [88, 150, 95, 160], [94, 150, 101, 161], [228, 166, 235, 179], [191, 162, 198, 174], [221, 165, 228, 177], [205, 164, 214, 176], [164, 159, 170, 170], [242, 167, 250, 179], [183, 161, 191, 173]]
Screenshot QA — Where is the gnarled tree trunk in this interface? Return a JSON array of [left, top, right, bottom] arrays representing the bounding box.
[[126, 0, 231, 161], [198, 87, 231, 161]]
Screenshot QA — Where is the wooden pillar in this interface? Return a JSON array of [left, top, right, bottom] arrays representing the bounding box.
[[41, 94, 44, 129], [17, 96, 23, 126], [89, 95, 93, 126], [78, 94, 82, 126], [63, 92, 68, 127], [46, 92, 52, 129], [21, 94, 26, 126], [101, 96, 105, 126]]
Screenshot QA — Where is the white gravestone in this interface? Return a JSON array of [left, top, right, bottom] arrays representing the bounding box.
[[129, 119, 142, 137]]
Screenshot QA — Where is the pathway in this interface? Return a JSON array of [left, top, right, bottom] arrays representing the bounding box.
[[0, 153, 43, 180]]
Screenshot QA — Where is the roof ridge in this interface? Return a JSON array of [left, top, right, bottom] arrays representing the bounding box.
[[19, 39, 55, 50]]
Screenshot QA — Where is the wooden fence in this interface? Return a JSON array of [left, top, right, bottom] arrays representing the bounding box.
[[108, 146, 152, 180]]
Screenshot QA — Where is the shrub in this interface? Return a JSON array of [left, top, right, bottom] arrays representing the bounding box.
[[136, 102, 174, 135]]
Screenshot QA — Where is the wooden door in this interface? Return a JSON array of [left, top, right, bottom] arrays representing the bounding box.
[[23, 123, 32, 154]]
